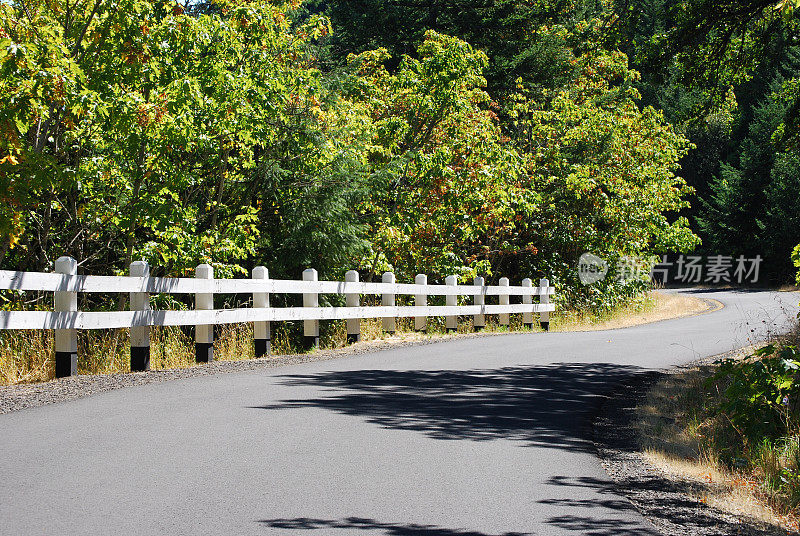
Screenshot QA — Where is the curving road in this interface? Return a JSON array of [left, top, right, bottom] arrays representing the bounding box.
[[0, 289, 797, 536]]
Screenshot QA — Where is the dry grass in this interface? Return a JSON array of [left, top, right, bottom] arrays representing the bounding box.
[[644, 449, 787, 528], [554, 291, 716, 332], [0, 327, 200, 384], [0, 289, 716, 386], [635, 359, 800, 533], [0, 330, 53, 384]]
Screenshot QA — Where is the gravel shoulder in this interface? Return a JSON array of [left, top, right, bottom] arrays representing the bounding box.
[[594, 365, 793, 536]]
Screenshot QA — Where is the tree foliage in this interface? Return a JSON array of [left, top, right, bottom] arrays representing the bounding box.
[[3, 0, 758, 314], [711, 343, 800, 444], [793, 244, 800, 285], [0, 0, 370, 279], [696, 47, 800, 282], [507, 27, 695, 305], [345, 32, 535, 280]]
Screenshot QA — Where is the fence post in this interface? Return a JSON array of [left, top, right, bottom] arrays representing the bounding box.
[[54, 256, 78, 378], [382, 272, 396, 335], [522, 278, 533, 330], [130, 260, 150, 372], [253, 266, 270, 357], [195, 264, 214, 363], [499, 277, 510, 327], [303, 268, 319, 349], [473, 276, 485, 331], [445, 275, 458, 333], [414, 274, 427, 332], [345, 270, 360, 343], [539, 277, 550, 331]]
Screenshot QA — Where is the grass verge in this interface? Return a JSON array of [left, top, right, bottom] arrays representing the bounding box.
[[635, 326, 800, 533], [553, 290, 715, 331]]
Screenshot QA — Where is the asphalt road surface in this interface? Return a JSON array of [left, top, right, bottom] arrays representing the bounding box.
[[1, 289, 798, 536]]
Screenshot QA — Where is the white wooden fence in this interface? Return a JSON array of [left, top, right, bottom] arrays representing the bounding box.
[[0, 257, 555, 377]]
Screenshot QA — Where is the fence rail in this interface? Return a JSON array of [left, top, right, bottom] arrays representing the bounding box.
[[0, 257, 555, 378], [0, 271, 553, 296]]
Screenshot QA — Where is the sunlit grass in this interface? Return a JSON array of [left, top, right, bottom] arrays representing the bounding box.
[[552, 291, 712, 332]]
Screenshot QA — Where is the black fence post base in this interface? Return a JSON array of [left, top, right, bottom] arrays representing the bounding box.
[[130, 347, 150, 372], [195, 343, 214, 363], [55, 352, 78, 378], [255, 339, 270, 357], [303, 336, 319, 350]]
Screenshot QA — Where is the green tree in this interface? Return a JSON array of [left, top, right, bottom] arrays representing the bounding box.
[[0, 0, 371, 280], [509, 34, 697, 306], [699, 48, 800, 282], [610, 0, 800, 284], [324, 0, 603, 98], [698, 88, 785, 260], [348, 31, 537, 280]]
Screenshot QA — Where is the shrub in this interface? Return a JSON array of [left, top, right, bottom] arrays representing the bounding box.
[[710, 345, 800, 445]]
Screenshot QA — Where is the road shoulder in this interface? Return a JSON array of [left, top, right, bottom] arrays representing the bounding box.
[[594, 367, 792, 536]]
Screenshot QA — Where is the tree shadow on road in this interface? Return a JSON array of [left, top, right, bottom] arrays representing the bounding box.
[[252, 362, 646, 452], [537, 475, 661, 535], [252, 364, 788, 535], [257, 511, 658, 536], [258, 517, 532, 535], [252, 364, 675, 535]]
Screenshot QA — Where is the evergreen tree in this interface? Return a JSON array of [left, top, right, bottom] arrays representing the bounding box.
[[763, 151, 800, 282], [698, 47, 800, 281]]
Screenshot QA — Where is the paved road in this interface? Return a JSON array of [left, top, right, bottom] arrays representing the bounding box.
[[1, 289, 797, 536]]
